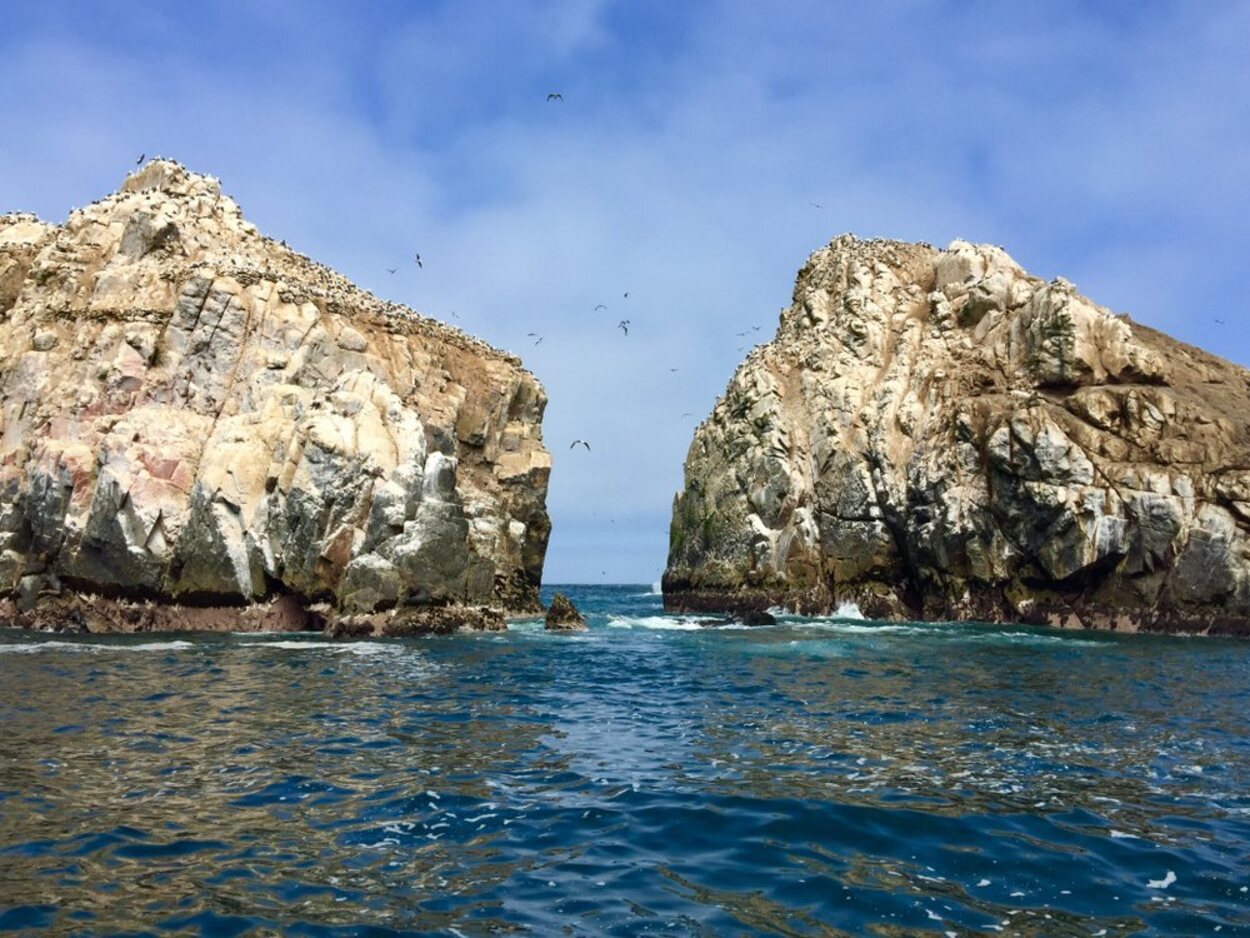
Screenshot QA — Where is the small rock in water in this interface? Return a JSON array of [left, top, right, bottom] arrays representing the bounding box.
[[735, 608, 776, 626], [545, 592, 587, 631]]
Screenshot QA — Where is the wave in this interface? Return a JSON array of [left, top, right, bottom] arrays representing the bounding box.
[[0, 640, 196, 654], [233, 639, 405, 656], [790, 620, 1105, 646], [606, 615, 706, 631]]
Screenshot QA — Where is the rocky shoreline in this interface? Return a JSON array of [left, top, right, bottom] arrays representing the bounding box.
[[0, 592, 519, 639]]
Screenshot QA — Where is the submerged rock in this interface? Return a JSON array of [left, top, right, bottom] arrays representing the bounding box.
[[545, 591, 586, 631], [0, 160, 551, 630], [665, 234, 1250, 636]]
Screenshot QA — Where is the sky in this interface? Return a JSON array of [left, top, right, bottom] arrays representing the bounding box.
[[2, 0, 1248, 583]]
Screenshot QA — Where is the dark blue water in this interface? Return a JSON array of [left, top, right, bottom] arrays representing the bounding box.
[[2, 585, 1249, 935]]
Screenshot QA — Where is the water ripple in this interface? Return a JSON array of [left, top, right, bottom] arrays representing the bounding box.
[[2, 590, 1249, 935]]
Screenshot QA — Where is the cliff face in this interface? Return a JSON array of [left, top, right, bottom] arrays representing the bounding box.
[[0, 161, 550, 627], [665, 235, 1250, 634]]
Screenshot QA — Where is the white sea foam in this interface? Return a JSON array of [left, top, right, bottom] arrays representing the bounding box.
[[1147, 871, 1176, 889], [607, 615, 705, 631], [0, 640, 196, 654], [235, 639, 404, 656], [832, 600, 865, 620]]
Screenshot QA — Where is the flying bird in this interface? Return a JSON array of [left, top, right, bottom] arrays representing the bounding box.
[[570, 439, 590, 451], [751, 325, 761, 331], [547, 93, 563, 102], [386, 268, 397, 274], [136, 153, 145, 166], [449, 310, 460, 319], [1215, 318, 1226, 324], [681, 412, 693, 418], [670, 367, 679, 372], [810, 202, 823, 209], [413, 253, 423, 268], [623, 292, 629, 299], [618, 320, 630, 335], [527, 332, 544, 346], [594, 304, 607, 311]]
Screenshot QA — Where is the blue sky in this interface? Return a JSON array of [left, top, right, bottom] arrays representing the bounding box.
[[2, 1, 1248, 583]]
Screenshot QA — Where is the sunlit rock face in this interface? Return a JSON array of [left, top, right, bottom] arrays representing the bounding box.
[[666, 234, 1250, 635], [0, 160, 551, 621]]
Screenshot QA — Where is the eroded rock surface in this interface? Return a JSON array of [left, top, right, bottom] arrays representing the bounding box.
[[665, 235, 1250, 635], [0, 160, 551, 631]]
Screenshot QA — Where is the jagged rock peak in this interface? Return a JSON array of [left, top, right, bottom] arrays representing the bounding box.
[[0, 159, 552, 629], [665, 233, 1250, 636]]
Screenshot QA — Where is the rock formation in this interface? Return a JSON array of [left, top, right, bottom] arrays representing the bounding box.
[[665, 235, 1250, 635], [0, 160, 551, 632], [544, 591, 586, 631]]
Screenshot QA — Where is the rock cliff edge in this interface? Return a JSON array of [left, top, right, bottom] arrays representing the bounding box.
[[665, 235, 1250, 635], [0, 160, 551, 632]]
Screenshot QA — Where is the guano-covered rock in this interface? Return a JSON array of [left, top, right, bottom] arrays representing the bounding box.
[[665, 234, 1250, 636], [0, 160, 551, 631]]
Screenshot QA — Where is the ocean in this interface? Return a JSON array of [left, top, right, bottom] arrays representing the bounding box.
[[1, 584, 1248, 935]]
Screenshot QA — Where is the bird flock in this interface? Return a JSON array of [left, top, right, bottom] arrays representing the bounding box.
[[129, 89, 778, 464]]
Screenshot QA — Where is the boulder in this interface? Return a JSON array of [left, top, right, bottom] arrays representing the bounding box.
[[545, 591, 587, 631]]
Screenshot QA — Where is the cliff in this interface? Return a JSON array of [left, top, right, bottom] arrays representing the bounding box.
[[665, 235, 1250, 635], [0, 160, 551, 632]]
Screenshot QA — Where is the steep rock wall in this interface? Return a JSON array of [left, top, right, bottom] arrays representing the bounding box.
[[665, 235, 1250, 635], [0, 161, 550, 625]]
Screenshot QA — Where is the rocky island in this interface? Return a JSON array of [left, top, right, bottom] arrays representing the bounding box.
[[0, 160, 551, 634], [665, 235, 1250, 635]]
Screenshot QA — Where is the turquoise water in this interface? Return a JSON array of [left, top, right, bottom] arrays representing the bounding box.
[[1, 584, 1249, 935]]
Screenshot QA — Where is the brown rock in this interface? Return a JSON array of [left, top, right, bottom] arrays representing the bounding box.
[[544, 591, 586, 631], [324, 604, 506, 639]]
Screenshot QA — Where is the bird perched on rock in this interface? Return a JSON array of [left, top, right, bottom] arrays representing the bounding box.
[[570, 439, 590, 451], [618, 320, 630, 335]]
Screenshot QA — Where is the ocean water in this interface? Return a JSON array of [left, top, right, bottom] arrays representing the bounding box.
[[1, 586, 1249, 936]]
